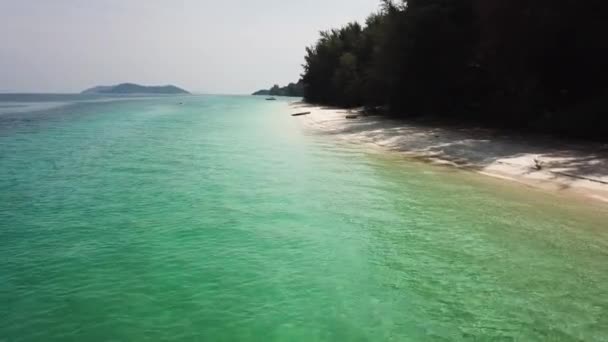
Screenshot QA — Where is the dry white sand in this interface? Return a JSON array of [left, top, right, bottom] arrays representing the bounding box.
[[290, 102, 608, 203]]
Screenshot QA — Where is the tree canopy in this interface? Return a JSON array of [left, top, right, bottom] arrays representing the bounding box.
[[300, 0, 608, 139]]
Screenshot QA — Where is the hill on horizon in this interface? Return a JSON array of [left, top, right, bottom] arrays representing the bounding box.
[[81, 83, 190, 95], [253, 81, 304, 97]]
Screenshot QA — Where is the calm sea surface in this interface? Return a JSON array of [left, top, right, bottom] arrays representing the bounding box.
[[1, 94, 607, 341]]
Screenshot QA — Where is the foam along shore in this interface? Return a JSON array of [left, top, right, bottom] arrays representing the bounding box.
[[291, 102, 608, 203]]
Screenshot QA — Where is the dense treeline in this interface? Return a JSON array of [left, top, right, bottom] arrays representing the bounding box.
[[301, 0, 608, 138], [252, 81, 304, 97]]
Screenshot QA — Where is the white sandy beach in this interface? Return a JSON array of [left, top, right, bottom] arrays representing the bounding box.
[[291, 102, 608, 203]]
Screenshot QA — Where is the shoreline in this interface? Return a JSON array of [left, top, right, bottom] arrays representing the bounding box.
[[290, 102, 608, 204]]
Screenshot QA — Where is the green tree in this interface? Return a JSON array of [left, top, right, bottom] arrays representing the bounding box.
[[300, 0, 608, 138]]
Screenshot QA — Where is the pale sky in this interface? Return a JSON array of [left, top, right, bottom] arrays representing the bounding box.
[[0, 0, 381, 94]]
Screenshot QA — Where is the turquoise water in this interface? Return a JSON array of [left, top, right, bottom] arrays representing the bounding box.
[[1, 95, 607, 341]]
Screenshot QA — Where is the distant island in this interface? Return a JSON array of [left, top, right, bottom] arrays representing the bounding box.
[[252, 81, 304, 97], [82, 83, 190, 95]]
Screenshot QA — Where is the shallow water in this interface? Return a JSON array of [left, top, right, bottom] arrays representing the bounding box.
[[1, 95, 607, 341]]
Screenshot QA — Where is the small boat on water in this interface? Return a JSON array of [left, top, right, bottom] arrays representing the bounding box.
[[291, 112, 311, 117], [266, 97, 277, 101]]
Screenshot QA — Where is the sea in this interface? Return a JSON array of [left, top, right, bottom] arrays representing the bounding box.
[[1, 94, 607, 341]]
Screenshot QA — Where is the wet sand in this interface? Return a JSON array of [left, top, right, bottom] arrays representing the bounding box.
[[291, 102, 608, 203]]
